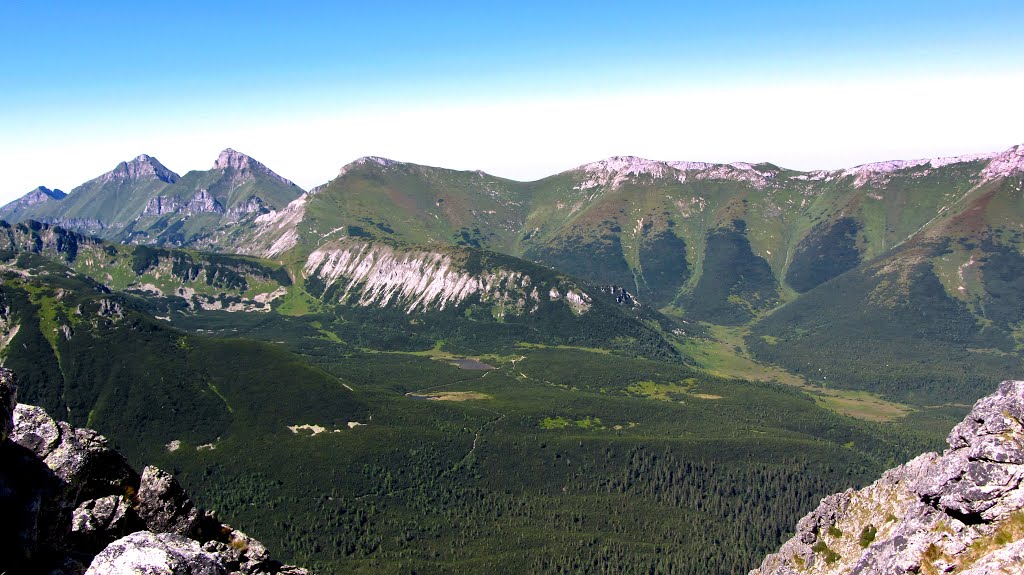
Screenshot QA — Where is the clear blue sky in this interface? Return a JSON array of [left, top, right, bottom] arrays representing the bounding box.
[[2, 1, 1023, 199]]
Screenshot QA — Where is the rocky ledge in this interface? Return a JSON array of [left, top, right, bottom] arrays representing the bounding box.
[[751, 379, 1024, 575], [0, 368, 309, 575]]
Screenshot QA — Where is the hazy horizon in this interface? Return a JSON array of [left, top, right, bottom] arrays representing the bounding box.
[[3, 0, 1023, 202]]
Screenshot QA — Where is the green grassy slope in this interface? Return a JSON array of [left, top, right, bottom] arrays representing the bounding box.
[[251, 154, 997, 328], [294, 158, 532, 252], [748, 173, 1024, 405]]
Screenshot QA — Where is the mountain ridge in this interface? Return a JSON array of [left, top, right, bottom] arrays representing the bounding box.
[[0, 148, 304, 247], [5, 144, 1024, 406]]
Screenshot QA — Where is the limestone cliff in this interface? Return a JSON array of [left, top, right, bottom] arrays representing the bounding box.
[[303, 239, 594, 316], [751, 380, 1024, 575]]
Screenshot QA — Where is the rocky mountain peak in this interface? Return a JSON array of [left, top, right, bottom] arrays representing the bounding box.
[[572, 156, 678, 190], [213, 148, 295, 186], [105, 154, 179, 184], [831, 152, 998, 188], [577, 155, 672, 176], [752, 379, 1024, 575], [2, 186, 68, 211], [214, 148, 255, 171], [31, 186, 67, 200], [981, 144, 1024, 181], [338, 155, 403, 177]]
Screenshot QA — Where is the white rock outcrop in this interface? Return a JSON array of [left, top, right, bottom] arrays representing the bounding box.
[[305, 240, 573, 316], [85, 531, 226, 575]]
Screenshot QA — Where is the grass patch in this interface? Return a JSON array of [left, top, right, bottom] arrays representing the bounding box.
[[626, 379, 723, 401], [859, 524, 877, 548], [539, 415, 605, 430], [539, 416, 570, 429], [679, 324, 909, 421], [628, 380, 692, 401], [515, 342, 612, 355], [408, 391, 492, 402], [813, 389, 911, 422], [811, 540, 841, 565]]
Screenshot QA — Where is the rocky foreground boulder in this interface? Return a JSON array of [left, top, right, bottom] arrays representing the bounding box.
[[0, 368, 309, 574], [751, 380, 1024, 575]]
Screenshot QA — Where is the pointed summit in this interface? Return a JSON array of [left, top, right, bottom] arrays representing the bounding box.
[[982, 143, 1024, 180], [214, 148, 256, 171], [106, 154, 179, 184], [338, 156, 403, 177], [28, 186, 67, 201], [212, 148, 294, 186], [0, 186, 66, 214]]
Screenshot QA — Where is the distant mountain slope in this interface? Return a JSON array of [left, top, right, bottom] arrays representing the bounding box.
[[228, 147, 1015, 319], [7, 145, 1024, 405], [0, 220, 294, 313], [298, 237, 682, 359], [9, 146, 1017, 316], [749, 147, 1024, 404], [0, 154, 179, 230], [0, 186, 67, 223], [0, 149, 304, 247]]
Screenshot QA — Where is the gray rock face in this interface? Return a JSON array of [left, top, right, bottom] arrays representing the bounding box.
[[3, 402, 140, 569], [22, 186, 67, 205], [138, 466, 200, 537], [185, 189, 226, 215], [12, 403, 138, 498], [226, 196, 267, 219], [85, 531, 227, 575], [751, 380, 1024, 575], [916, 380, 1024, 522], [213, 148, 296, 188], [73, 494, 134, 538], [104, 154, 180, 185], [958, 539, 1024, 575], [0, 368, 15, 442], [142, 189, 228, 218], [144, 195, 183, 216]]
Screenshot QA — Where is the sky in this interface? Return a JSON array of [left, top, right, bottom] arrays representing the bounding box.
[[1, 0, 1023, 202]]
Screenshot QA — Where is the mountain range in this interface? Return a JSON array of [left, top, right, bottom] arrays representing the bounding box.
[[5, 144, 1024, 405], [3, 144, 1024, 573]]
